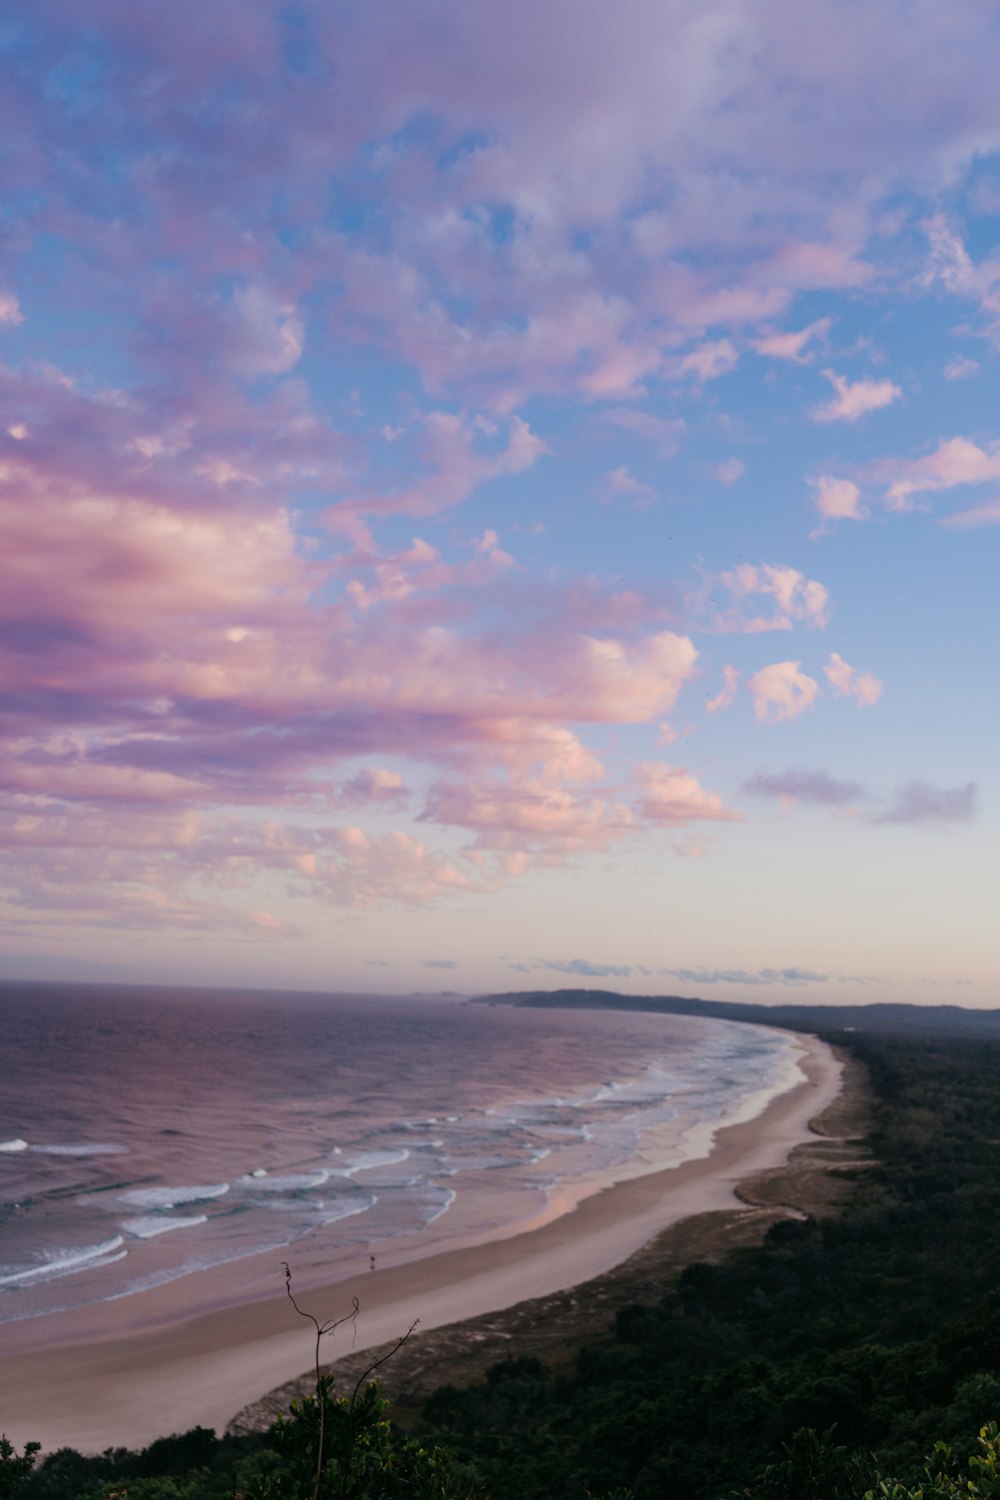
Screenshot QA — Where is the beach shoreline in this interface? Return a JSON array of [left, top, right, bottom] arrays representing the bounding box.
[[0, 1031, 845, 1455]]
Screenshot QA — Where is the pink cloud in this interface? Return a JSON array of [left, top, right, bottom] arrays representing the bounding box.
[[333, 411, 547, 520], [823, 652, 883, 707], [422, 775, 633, 856], [604, 409, 685, 457], [943, 355, 980, 381], [226, 285, 305, 377], [939, 498, 1000, 529], [630, 762, 742, 826], [922, 216, 1000, 339], [811, 369, 901, 423], [712, 457, 745, 486], [877, 436, 1000, 511], [702, 563, 830, 633], [809, 474, 865, 524], [748, 661, 820, 724], [706, 665, 740, 714], [340, 767, 410, 809], [674, 339, 739, 383], [752, 317, 833, 363], [0, 293, 23, 326], [600, 465, 656, 506]]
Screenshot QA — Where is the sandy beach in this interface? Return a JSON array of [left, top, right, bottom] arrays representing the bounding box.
[[0, 1031, 844, 1455]]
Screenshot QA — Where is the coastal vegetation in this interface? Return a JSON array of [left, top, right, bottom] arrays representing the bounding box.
[[7, 1010, 1000, 1499]]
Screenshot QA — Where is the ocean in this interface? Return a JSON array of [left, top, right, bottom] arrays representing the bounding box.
[[0, 983, 804, 1326]]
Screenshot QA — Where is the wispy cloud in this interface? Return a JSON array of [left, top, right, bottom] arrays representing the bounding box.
[[660, 966, 829, 987], [824, 652, 883, 707], [876, 436, 1000, 511], [741, 769, 866, 805], [539, 957, 634, 979], [874, 781, 977, 825], [939, 499, 1000, 529], [706, 665, 740, 714], [811, 369, 901, 423], [752, 318, 832, 363]]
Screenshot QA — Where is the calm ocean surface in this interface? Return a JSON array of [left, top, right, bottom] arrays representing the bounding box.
[[0, 983, 803, 1325]]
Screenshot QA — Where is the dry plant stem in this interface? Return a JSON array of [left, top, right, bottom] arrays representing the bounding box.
[[281, 1262, 418, 1500], [282, 1263, 359, 1500]]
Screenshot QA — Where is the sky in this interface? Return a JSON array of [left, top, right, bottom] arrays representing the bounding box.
[[1, 0, 998, 1005]]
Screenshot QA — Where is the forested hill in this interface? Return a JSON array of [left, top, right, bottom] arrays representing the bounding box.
[[474, 988, 1000, 1037]]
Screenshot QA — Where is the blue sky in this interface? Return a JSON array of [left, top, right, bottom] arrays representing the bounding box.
[[1, 0, 997, 1003]]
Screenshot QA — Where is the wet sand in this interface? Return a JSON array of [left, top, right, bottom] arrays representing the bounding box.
[[0, 1032, 842, 1454]]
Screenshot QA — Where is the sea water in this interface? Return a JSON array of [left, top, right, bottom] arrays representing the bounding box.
[[0, 982, 804, 1325]]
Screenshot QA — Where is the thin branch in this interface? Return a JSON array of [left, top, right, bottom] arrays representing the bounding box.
[[281, 1263, 360, 1500], [348, 1319, 420, 1412]]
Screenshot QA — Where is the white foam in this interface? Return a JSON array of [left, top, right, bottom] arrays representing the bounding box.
[[0, 1138, 27, 1153], [31, 1143, 128, 1157], [425, 1187, 457, 1224], [339, 1148, 410, 1176], [122, 1215, 208, 1240], [120, 1183, 230, 1210], [321, 1194, 377, 1226], [238, 1171, 329, 1192], [0, 1236, 126, 1287]]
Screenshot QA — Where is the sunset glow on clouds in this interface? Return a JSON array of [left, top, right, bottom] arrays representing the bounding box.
[[1, 1, 997, 1002]]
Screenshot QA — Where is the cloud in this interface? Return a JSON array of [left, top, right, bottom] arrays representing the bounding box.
[[943, 355, 980, 381], [741, 768, 866, 805], [748, 661, 820, 723], [824, 652, 883, 707], [877, 436, 1000, 511], [604, 409, 684, 457], [874, 781, 977, 825], [660, 966, 828, 987], [600, 465, 656, 506], [227, 285, 305, 377], [704, 564, 830, 633], [811, 369, 902, 423], [938, 499, 1000, 529], [712, 457, 745, 486], [752, 318, 832, 363], [674, 339, 739, 383], [706, 665, 740, 714], [0, 293, 24, 327], [922, 216, 1000, 340], [340, 767, 410, 809], [809, 474, 865, 525], [4, 0, 999, 940], [335, 411, 548, 521], [421, 775, 633, 856], [423, 958, 457, 969], [539, 957, 633, 979], [630, 762, 742, 826]]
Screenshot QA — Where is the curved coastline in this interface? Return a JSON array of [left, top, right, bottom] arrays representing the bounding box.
[[0, 1031, 843, 1455]]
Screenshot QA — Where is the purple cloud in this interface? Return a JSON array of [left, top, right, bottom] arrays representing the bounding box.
[[874, 782, 978, 825], [540, 958, 633, 979], [742, 769, 867, 805], [661, 967, 828, 987]]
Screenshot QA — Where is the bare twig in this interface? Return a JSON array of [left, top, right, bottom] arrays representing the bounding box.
[[348, 1319, 419, 1413], [281, 1263, 359, 1500]]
